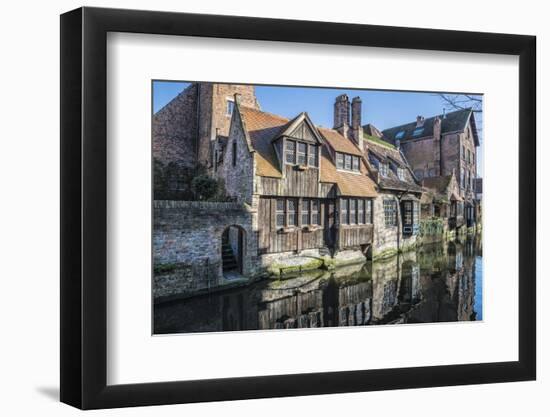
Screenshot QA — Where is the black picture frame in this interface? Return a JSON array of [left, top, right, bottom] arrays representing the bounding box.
[[60, 6, 536, 410]]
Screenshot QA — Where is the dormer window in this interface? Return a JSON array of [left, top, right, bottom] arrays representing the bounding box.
[[352, 156, 360, 171], [379, 162, 389, 177], [395, 131, 405, 140], [336, 153, 344, 169], [285, 140, 296, 164], [285, 139, 318, 168], [336, 152, 360, 172], [412, 127, 424, 137], [297, 142, 307, 165], [308, 144, 318, 167], [344, 154, 352, 170], [397, 167, 405, 181]]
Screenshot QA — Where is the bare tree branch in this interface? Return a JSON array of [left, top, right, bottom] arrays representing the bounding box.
[[435, 93, 483, 113]]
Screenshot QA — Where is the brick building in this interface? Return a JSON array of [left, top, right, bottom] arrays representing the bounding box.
[[376, 108, 480, 228], [152, 83, 259, 169]]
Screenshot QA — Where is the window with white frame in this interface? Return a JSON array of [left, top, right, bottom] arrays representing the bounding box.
[[397, 167, 405, 181], [310, 200, 319, 225], [383, 199, 397, 227], [340, 198, 349, 225], [340, 198, 372, 225], [285, 140, 296, 164], [284, 140, 318, 167], [275, 198, 299, 228], [336, 152, 360, 172], [297, 142, 307, 165]]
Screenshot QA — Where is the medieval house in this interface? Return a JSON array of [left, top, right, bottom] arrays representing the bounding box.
[[213, 91, 379, 273]]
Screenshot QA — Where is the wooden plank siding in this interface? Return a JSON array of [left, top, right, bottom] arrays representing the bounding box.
[[258, 197, 328, 254], [257, 196, 373, 254], [258, 175, 336, 198], [282, 165, 320, 197], [337, 224, 374, 249]]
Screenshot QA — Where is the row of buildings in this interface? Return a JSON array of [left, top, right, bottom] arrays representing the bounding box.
[[153, 83, 481, 292]]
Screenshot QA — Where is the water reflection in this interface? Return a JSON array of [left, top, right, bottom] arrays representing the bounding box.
[[154, 238, 482, 334]]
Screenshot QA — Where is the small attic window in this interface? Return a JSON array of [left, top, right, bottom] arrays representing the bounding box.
[[412, 127, 424, 137], [395, 131, 405, 139], [397, 167, 405, 181], [226, 99, 235, 116]]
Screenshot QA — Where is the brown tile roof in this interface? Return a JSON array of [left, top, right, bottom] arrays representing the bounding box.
[[239, 106, 290, 178], [320, 147, 377, 197], [319, 127, 363, 156], [240, 106, 377, 197], [365, 138, 422, 193]]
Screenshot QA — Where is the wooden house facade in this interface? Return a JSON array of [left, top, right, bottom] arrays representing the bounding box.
[[213, 93, 379, 266]]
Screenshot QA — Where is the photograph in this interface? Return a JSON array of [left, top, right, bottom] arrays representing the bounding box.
[[152, 81, 483, 334]]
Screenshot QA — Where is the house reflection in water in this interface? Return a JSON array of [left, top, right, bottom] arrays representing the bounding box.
[[154, 239, 481, 334]]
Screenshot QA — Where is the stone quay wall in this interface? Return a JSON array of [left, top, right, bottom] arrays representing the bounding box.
[[153, 200, 259, 301]]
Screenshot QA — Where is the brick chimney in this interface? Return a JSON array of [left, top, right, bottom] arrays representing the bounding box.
[[416, 115, 425, 127], [351, 97, 363, 151], [333, 94, 350, 138]]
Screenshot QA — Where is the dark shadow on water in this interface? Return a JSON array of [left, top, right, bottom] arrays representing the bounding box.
[[36, 386, 59, 401]]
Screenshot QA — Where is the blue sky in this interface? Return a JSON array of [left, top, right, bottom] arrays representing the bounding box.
[[153, 81, 483, 175]]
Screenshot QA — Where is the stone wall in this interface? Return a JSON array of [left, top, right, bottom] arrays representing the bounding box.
[[216, 107, 255, 205], [372, 192, 418, 259], [153, 200, 259, 301]]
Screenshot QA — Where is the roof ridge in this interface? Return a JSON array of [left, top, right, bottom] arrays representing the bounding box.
[[381, 107, 472, 133], [239, 105, 290, 122]]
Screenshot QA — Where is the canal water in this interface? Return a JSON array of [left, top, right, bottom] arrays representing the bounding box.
[[154, 237, 483, 334]]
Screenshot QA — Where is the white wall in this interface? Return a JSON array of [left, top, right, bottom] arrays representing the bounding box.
[[0, 0, 545, 415]]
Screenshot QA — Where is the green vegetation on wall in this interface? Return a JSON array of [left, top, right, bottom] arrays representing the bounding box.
[[153, 159, 233, 201], [420, 217, 445, 236]]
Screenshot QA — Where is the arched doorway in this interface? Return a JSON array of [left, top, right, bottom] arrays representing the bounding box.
[[221, 225, 246, 275]]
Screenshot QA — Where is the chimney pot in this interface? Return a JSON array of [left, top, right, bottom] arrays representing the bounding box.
[[416, 115, 425, 127]]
